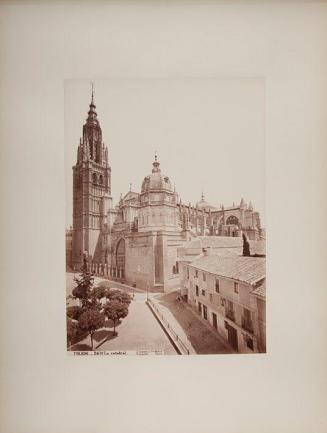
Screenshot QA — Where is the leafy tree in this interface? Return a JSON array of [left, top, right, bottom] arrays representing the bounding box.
[[78, 310, 105, 350], [242, 233, 251, 257], [103, 301, 129, 334], [106, 289, 132, 306], [91, 285, 108, 300], [96, 281, 111, 290], [67, 305, 83, 320], [67, 318, 80, 347], [72, 270, 95, 308]]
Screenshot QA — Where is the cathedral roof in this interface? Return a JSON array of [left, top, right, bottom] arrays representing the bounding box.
[[196, 192, 217, 211], [141, 154, 173, 193]]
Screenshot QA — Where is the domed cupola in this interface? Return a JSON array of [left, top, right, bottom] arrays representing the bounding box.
[[141, 154, 173, 193], [196, 192, 217, 211]]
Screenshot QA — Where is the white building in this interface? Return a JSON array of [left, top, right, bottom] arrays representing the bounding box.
[[179, 252, 266, 353]]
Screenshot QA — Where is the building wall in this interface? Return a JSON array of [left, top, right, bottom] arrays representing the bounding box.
[[184, 263, 264, 353], [124, 233, 155, 289]]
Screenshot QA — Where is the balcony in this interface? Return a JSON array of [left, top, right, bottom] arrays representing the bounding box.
[[225, 309, 235, 322], [242, 318, 253, 333]]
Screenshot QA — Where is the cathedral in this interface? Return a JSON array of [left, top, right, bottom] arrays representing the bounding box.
[[71, 93, 264, 292]]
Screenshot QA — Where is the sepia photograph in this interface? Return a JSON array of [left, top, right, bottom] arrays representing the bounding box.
[[65, 79, 266, 355], [1, 1, 327, 432]]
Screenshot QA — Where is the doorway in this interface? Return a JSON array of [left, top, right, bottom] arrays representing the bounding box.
[[212, 313, 218, 330], [227, 324, 238, 351]]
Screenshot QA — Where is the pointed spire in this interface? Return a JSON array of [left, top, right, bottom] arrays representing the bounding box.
[[86, 83, 98, 125], [91, 82, 95, 106]]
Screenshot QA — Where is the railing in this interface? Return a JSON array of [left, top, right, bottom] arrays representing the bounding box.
[[147, 298, 190, 355]]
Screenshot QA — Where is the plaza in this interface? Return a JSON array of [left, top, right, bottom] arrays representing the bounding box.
[[66, 273, 234, 354]]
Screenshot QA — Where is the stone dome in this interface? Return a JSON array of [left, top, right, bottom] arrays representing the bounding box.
[[196, 193, 216, 211], [141, 156, 173, 193]]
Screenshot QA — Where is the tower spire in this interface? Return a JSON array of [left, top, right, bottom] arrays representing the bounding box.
[[91, 82, 95, 106]]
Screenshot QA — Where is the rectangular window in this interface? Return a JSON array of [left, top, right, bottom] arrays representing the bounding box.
[[215, 279, 220, 293], [221, 298, 225, 307], [195, 285, 199, 297], [203, 272, 206, 281], [234, 282, 239, 294], [244, 308, 251, 321], [187, 267, 190, 280], [203, 305, 208, 320], [242, 308, 253, 332], [246, 337, 254, 351], [202, 289, 205, 296], [195, 270, 198, 278]]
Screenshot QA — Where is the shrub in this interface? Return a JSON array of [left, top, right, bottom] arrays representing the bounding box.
[[103, 300, 129, 334], [67, 305, 83, 320], [78, 309, 105, 350]]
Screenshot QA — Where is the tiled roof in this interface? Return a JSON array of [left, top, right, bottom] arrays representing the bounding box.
[[252, 283, 266, 298], [190, 255, 266, 285]]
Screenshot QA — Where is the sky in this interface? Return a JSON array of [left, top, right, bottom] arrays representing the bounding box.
[[65, 78, 265, 228]]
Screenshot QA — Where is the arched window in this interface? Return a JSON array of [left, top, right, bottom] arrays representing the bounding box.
[[99, 174, 103, 185], [226, 215, 239, 225], [92, 172, 97, 184], [116, 239, 125, 271]]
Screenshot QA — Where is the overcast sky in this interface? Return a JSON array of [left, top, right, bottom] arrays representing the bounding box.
[[65, 78, 265, 228]]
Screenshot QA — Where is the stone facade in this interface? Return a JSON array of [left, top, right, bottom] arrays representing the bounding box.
[[72, 91, 112, 269], [71, 94, 264, 292]]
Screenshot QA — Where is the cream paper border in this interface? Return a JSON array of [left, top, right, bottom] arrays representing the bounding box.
[[1, 1, 327, 433]]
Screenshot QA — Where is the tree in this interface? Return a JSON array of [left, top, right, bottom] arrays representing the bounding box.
[[78, 309, 105, 350], [106, 289, 132, 306], [67, 318, 80, 348], [67, 305, 83, 320], [242, 233, 251, 257], [72, 270, 95, 308], [103, 300, 129, 334], [96, 280, 111, 290], [91, 285, 109, 300]]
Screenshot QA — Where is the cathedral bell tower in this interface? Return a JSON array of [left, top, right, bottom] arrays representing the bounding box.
[[72, 88, 111, 269]]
